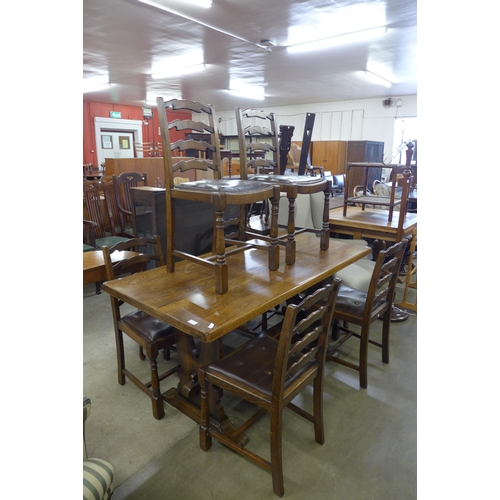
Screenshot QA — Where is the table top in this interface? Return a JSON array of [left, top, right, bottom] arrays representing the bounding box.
[[102, 233, 370, 343], [83, 250, 139, 271], [329, 206, 417, 241]]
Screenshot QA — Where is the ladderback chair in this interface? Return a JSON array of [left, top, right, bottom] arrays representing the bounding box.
[[112, 171, 148, 237], [326, 240, 407, 388], [199, 280, 341, 497], [83, 180, 128, 249], [102, 236, 179, 420], [236, 108, 332, 265], [157, 97, 281, 294]]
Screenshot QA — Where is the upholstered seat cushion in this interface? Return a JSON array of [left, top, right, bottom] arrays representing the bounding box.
[[334, 285, 384, 317], [96, 235, 128, 249], [84, 244, 96, 252], [83, 458, 114, 500], [121, 310, 175, 341], [173, 178, 274, 194], [204, 334, 311, 399], [251, 174, 326, 187]]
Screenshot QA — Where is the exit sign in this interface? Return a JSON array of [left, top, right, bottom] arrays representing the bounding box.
[[110, 111, 122, 118]]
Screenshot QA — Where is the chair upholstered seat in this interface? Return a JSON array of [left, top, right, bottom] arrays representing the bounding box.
[[204, 334, 308, 400], [96, 235, 130, 249], [174, 178, 275, 195], [251, 174, 326, 187], [121, 310, 175, 342], [334, 285, 387, 317]]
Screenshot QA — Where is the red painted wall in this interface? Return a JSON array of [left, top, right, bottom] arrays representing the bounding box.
[[83, 100, 190, 166]]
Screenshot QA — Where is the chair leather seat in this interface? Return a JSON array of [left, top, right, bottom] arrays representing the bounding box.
[[173, 179, 274, 194], [251, 174, 326, 187], [206, 335, 311, 398], [96, 235, 128, 249], [121, 310, 174, 341], [335, 285, 385, 316]]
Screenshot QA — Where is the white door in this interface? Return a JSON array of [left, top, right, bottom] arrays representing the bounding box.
[[99, 131, 135, 162], [94, 117, 144, 168]]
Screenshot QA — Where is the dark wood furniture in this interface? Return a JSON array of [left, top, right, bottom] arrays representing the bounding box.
[[329, 205, 417, 244], [112, 171, 148, 237], [83, 180, 128, 249], [327, 240, 407, 388], [157, 97, 281, 294], [345, 140, 384, 195], [130, 186, 240, 262], [102, 234, 370, 443], [395, 229, 417, 313], [236, 108, 332, 266], [199, 281, 341, 497], [278, 125, 294, 175], [102, 236, 179, 420], [344, 163, 408, 223]]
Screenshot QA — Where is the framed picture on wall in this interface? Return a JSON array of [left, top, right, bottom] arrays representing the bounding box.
[[119, 136, 131, 149], [101, 135, 113, 149]]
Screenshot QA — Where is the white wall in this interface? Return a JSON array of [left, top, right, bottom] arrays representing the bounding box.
[[216, 94, 417, 162]]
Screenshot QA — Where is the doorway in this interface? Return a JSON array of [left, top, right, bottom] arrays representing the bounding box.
[[94, 117, 143, 168]]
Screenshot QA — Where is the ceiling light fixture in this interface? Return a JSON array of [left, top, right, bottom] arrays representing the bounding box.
[[363, 70, 392, 88], [151, 63, 206, 80], [227, 88, 265, 100], [286, 26, 387, 54], [83, 75, 111, 93]]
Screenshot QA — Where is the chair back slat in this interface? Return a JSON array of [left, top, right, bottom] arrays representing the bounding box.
[[364, 240, 407, 319], [273, 280, 341, 399], [83, 180, 113, 239]]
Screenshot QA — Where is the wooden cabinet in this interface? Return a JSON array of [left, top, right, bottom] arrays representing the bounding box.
[[309, 141, 347, 175], [105, 157, 196, 186], [345, 141, 384, 196], [131, 186, 239, 262]]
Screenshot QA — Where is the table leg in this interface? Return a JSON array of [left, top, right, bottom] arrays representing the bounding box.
[[163, 330, 248, 445]]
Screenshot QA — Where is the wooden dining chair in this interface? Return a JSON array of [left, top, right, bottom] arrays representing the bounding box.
[[326, 239, 407, 388], [199, 280, 341, 497], [156, 97, 281, 295], [83, 180, 129, 249], [112, 171, 148, 237], [102, 235, 179, 420], [236, 108, 332, 265]]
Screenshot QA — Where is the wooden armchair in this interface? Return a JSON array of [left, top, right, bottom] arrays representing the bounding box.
[[83, 180, 129, 249], [112, 171, 148, 237]]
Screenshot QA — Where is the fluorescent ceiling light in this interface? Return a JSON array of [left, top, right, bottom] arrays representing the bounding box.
[[363, 70, 392, 88], [138, 0, 212, 9], [286, 27, 387, 54], [83, 75, 111, 93], [151, 63, 206, 80], [228, 89, 265, 100]]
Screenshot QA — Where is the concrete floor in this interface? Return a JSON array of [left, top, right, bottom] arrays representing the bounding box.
[[83, 275, 417, 500]]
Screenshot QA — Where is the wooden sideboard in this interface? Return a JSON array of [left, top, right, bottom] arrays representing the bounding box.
[[105, 157, 196, 186]]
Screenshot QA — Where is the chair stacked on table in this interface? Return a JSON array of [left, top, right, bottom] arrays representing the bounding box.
[[156, 97, 281, 295]]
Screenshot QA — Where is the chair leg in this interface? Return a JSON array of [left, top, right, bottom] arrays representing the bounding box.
[[148, 355, 165, 420], [359, 325, 370, 389], [381, 309, 391, 364], [214, 208, 229, 294], [199, 375, 212, 451], [115, 329, 126, 385], [319, 188, 330, 251], [139, 346, 146, 360], [95, 281, 102, 294], [313, 372, 325, 445], [285, 193, 296, 266], [270, 407, 285, 498]]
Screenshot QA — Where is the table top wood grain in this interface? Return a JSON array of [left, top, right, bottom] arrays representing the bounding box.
[[102, 233, 370, 343]]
